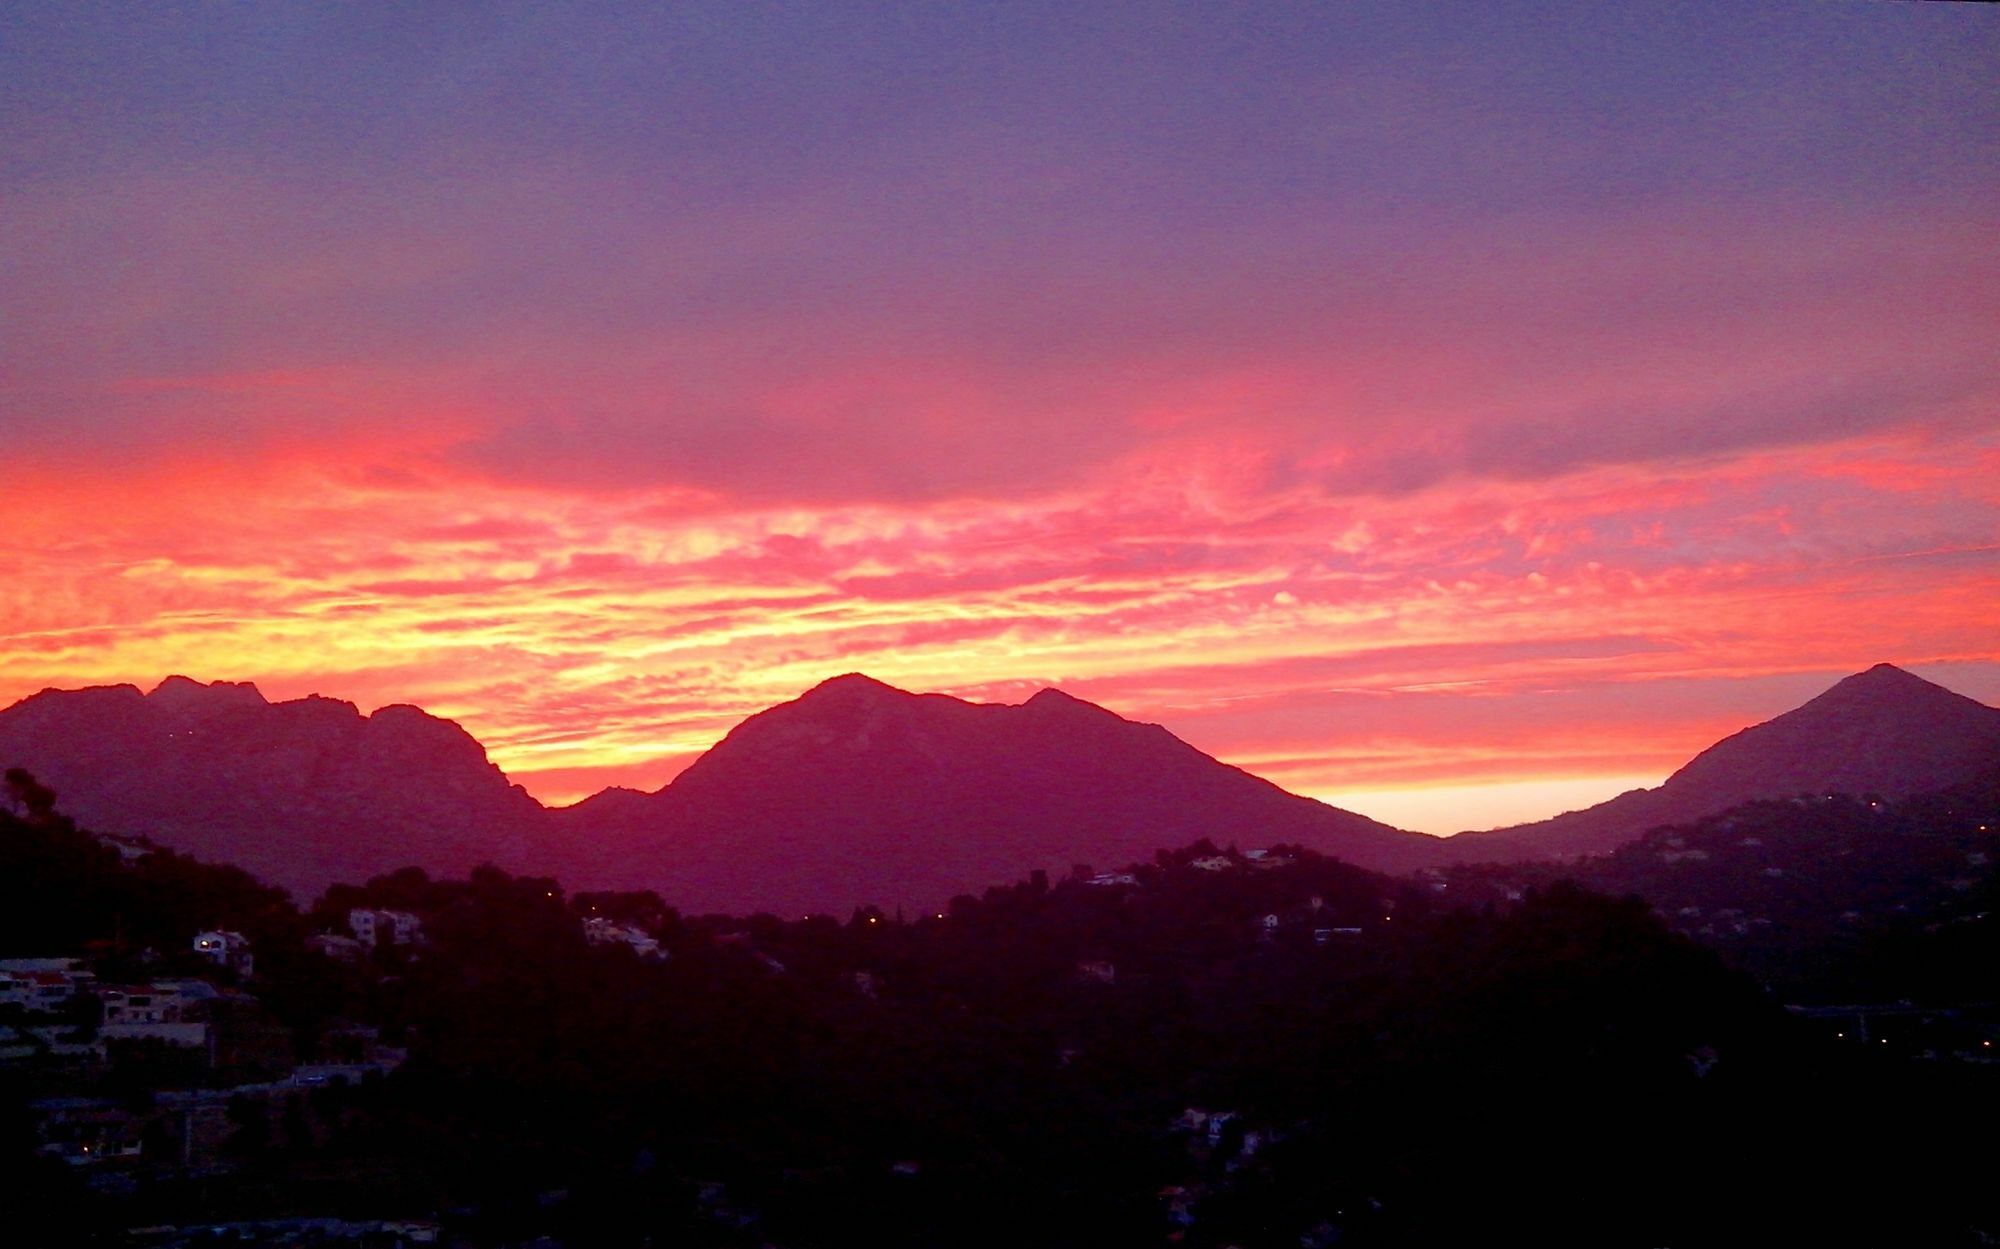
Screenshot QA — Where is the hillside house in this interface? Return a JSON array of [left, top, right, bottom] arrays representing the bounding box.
[[0, 969, 87, 1012], [193, 930, 253, 975], [94, 831, 155, 862], [306, 933, 367, 961], [0, 958, 94, 1003], [98, 980, 209, 1025], [1074, 960, 1117, 985], [583, 917, 662, 958], [348, 908, 423, 948]]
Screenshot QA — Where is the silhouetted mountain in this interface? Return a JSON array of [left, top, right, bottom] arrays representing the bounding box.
[[554, 674, 1441, 915], [1439, 664, 2000, 863], [12, 663, 1991, 913], [0, 676, 551, 897], [1433, 777, 2000, 1002]]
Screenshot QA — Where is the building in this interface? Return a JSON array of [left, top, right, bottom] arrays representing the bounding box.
[[583, 916, 662, 958], [1074, 960, 1117, 985], [98, 980, 207, 1025], [306, 933, 367, 962], [193, 931, 253, 976], [0, 960, 95, 1011], [348, 908, 423, 948]]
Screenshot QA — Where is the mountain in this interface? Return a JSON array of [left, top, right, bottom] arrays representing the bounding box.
[[1438, 663, 2000, 863], [0, 676, 552, 897], [553, 674, 1442, 915], [9, 662, 1991, 912]]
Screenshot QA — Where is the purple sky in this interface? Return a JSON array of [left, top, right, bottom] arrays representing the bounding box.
[[3, 3, 1996, 829]]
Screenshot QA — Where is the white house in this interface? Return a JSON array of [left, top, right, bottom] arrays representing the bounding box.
[[582, 917, 662, 958], [193, 931, 253, 975], [348, 909, 423, 948]]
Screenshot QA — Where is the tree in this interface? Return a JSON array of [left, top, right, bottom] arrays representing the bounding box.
[[2, 768, 56, 821]]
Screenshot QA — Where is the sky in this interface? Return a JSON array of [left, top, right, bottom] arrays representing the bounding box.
[[2, 2, 1996, 833]]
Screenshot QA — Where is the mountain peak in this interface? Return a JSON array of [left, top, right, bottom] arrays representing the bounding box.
[[1023, 686, 1111, 718], [147, 674, 269, 716], [0, 677, 551, 897], [1655, 662, 2000, 809], [788, 673, 914, 716], [802, 672, 902, 698], [1848, 661, 1921, 685], [1803, 662, 1978, 717]]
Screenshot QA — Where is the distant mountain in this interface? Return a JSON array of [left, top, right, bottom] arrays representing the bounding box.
[[1432, 776, 2000, 1001], [1438, 664, 2000, 863], [554, 674, 1442, 915], [0, 676, 551, 897], [11, 662, 1990, 912]]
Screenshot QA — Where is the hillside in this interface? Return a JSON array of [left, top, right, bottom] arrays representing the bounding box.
[[1436, 664, 2000, 863], [553, 674, 1443, 915], [0, 677, 553, 898]]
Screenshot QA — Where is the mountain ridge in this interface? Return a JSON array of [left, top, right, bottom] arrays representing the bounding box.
[[4, 663, 1995, 912], [1436, 662, 2000, 862], [552, 673, 1441, 914], [0, 676, 553, 896]]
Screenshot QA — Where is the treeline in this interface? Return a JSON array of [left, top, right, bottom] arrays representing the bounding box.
[[1443, 779, 2000, 1002], [4, 776, 1998, 1245], [0, 768, 301, 963]]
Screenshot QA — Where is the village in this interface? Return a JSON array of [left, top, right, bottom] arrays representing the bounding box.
[[5, 787, 1996, 1248], [3, 833, 1408, 1247]]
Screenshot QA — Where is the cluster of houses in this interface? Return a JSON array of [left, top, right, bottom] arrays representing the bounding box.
[[31, 1053, 406, 1176], [1079, 848, 1300, 889], [5, 916, 415, 1180], [299, 905, 666, 962], [9, 892, 679, 1178], [1192, 848, 1296, 871], [1155, 1106, 1298, 1236], [1, 958, 218, 1061], [305, 907, 426, 963]]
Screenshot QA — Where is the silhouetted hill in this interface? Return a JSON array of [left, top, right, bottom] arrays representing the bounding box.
[[0, 676, 551, 898], [13, 663, 1992, 911], [1437, 664, 2000, 863], [553, 674, 1442, 915], [1435, 779, 2000, 1002]]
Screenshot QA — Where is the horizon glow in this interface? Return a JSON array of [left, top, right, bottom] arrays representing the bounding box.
[[3, 5, 1996, 834]]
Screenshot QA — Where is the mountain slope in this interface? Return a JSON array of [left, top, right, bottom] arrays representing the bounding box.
[[0, 676, 552, 897], [1438, 664, 2000, 863], [554, 674, 1442, 915]]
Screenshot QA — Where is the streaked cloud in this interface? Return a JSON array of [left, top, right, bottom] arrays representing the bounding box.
[[2, 4, 1994, 827]]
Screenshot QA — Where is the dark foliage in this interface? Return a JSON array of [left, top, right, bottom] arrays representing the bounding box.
[[4, 778, 1997, 1246]]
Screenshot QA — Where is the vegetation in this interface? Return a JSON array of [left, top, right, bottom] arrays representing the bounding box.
[[2, 777, 1997, 1246], [1442, 779, 2000, 1002]]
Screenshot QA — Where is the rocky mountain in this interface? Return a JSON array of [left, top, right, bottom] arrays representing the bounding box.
[[0, 676, 552, 897], [1437, 663, 2000, 863], [553, 674, 1442, 915], [7, 662, 1993, 913]]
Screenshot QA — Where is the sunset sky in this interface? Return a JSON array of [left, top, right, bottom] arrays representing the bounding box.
[[3, 4, 1996, 833]]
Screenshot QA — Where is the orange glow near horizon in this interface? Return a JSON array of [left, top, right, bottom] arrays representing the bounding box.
[[7, 7, 1998, 837], [3, 418, 1995, 834]]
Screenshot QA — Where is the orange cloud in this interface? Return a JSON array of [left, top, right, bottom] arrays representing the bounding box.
[[2, 416, 1995, 834]]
